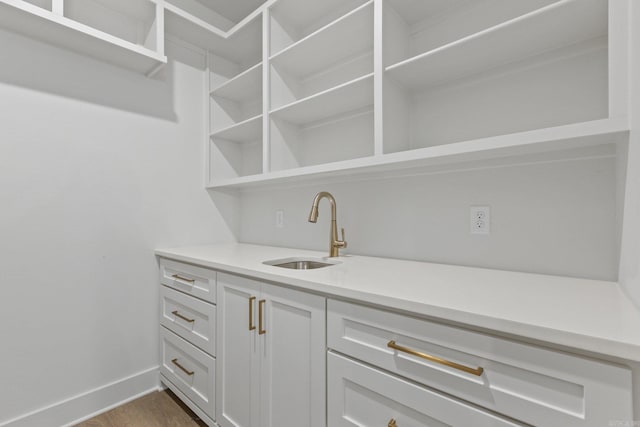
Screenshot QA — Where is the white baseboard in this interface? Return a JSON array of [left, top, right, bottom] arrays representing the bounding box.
[[1, 366, 160, 427]]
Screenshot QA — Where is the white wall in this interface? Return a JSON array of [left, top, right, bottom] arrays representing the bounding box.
[[0, 30, 236, 425], [240, 155, 618, 280]]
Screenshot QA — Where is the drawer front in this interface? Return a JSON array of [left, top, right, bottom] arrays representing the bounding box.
[[160, 285, 216, 355], [328, 300, 632, 427], [328, 352, 522, 427], [160, 327, 215, 420], [160, 258, 216, 303]]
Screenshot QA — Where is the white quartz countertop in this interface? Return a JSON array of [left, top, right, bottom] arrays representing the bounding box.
[[155, 243, 640, 362]]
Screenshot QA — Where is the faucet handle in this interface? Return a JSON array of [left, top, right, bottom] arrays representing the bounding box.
[[340, 228, 347, 249]]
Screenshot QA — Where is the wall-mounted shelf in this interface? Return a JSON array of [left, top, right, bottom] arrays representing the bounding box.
[[269, 1, 373, 77], [210, 62, 262, 102], [209, 118, 628, 189], [385, 0, 607, 90], [0, 0, 166, 75], [270, 74, 373, 125], [211, 114, 262, 143], [269, 0, 367, 54]]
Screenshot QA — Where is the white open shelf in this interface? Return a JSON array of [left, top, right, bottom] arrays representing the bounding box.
[[0, 0, 166, 75], [209, 118, 628, 188], [211, 62, 262, 103], [269, 0, 368, 54], [270, 74, 373, 125], [385, 0, 607, 90], [211, 114, 262, 143], [269, 1, 373, 79]]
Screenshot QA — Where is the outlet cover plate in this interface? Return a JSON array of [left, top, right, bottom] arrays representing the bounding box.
[[470, 206, 490, 235]]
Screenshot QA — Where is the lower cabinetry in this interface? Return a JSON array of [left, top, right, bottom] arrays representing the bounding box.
[[157, 257, 634, 427], [215, 272, 326, 427], [158, 259, 218, 427], [327, 299, 633, 427]]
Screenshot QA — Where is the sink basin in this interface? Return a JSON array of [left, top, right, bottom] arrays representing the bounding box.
[[263, 257, 340, 270]]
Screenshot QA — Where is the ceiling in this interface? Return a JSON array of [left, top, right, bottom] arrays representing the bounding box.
[[195, 0, 267, 24]]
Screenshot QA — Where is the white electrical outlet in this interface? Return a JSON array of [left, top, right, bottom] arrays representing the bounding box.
[[470, 206, 490, 235], [275, 210, 284, 228]]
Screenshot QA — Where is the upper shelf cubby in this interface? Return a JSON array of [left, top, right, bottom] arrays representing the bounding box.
[[0, 0, 167, 75], [269, 0, 369, 56], [383, 0, 558, 68], [382, 0, 610, 154], [384, 0, 608, 90], [269, 1, 374, 111], [211, 62, 262, 102]]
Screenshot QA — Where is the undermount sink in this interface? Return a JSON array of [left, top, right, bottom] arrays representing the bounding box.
[[263, 257, 341, 270]]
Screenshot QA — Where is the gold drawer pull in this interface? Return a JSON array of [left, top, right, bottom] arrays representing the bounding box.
[[172, 274, 195, 283], [249, 296, 256, 331], [388, 419, 397, 427], [387, 340, 484, 376], [258, 299, 266, 335], [172, 310, 195, 323], [171, 358, 194, 376]]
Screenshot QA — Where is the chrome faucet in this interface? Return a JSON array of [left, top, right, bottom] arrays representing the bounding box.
[[308, 191, 347, 257]]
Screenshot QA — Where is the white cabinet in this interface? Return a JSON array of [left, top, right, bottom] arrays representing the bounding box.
[[158, 258, 218, 427], [328, 352, 523, 427], [327, 299, 633, 427], [155, 254, 635, 427], [216, 272, 326, 427]]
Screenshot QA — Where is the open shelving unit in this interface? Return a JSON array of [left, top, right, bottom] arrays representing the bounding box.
[[1, 0, 627, 189], [197, 0, 629, 189]]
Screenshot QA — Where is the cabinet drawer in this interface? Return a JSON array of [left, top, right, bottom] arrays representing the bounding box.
[[160, 258, 216, 303], [160, 327, 215, 420], [328, 300, 632, 427], [328, 352, 522, 427], [160, 285, 216, 355]]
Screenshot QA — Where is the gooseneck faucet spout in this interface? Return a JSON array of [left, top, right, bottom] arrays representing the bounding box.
[[308, 191, 347, 257]]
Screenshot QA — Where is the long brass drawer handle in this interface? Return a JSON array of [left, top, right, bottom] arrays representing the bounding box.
[[387, 340, 484, 376], [172, 310, 195, 323], [172, 274, 195, 283], [249, 296, 256, 331], [258, 299, 266, 335], [171, 358, 194, 376], [388, 419, 397, 427]]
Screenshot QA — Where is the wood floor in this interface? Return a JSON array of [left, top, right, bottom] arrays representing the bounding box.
[[75, 390, 208, 427]]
